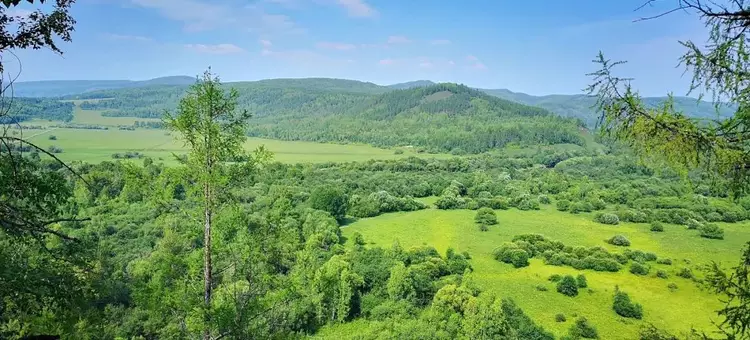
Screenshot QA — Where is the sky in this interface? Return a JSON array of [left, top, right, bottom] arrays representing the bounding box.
[[5, 0, 708, 96]]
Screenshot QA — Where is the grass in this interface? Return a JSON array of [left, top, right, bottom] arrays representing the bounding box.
[[336, 203, 750, 340], [22, 127, 451, 164]]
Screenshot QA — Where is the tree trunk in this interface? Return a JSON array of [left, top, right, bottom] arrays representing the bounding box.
[[203, 180, 213, 340]]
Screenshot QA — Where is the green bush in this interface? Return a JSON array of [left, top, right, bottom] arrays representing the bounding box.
[[630, 262, 650, 276], [475, 207, 498, 225], [557, 275, 579, 297], [568, 317, 599, 339], [489, 197, 510, 210], [479, 224, 489, 232], [394, 149, 404, 155], [656, 270, 668, 279], [705, 211, 723, 222], [493, 244, 530, 268], [536, 285, 548, 292], [686, 218, 703, 230], [699, 223, 725, 240], [538, 195, 551, 204], [548, 274, 562, 282], [594, 212, 620, 225], [656, 258, 672, 265], [613, 289, 643, 319], [607, 235, 631, 247], [676, 267, 693, 279], [668, 283, 678, 291], [649, 221, 664, 232], [517, 198, 541, 211], [576, 274, 588, 288], [556, 199, 571, 211], [555, 313, 567, 322]]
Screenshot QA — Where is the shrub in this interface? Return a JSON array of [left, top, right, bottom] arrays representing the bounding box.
[[630, 262, 650, 276], [668, 283, 678, 292], [705, 211, 723, 222], [435, 195, 465, 210], [556, 199, 571, 211], [568, 317, 599, 339], [538, 195, 551, 204], [699, 223, 725, 240], [474, 207, 498, 225], [489, 197, 510, 210], [555, 313, 567, 322], [48, 135, 57, 140], [676, 268, 693, 279], [607, 235, 631, 247], [686, 218, 703, 230], [656, 258, 672, 265], [557, 275, 579, 297], [479, 224, 489, 232], [517, 198, 541, 211], [613, 289, 643, 319], [656, 270, 668, 279], [47, 145, 63, 154], [493, 244, 530, 268], [548, 274, 562, 282], [570, 201, 594, 214], [594, 212, 620, 225], [394, 149, 404, 155], [536, 285, 548, 292], [649, 221, 664, 232], [576, 274, 588, 288]]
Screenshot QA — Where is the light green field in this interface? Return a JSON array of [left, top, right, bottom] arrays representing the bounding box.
[[334, 204, 750, 339], [22, 127, 450, 164]]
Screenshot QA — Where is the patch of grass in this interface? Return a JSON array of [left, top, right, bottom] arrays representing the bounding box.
[[25, 128, 452, 164], [341, 206, 750, 340]]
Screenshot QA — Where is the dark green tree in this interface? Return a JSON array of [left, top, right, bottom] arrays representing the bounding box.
[[309, 186, 349, 223]]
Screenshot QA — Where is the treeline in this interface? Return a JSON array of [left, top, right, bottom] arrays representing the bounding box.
[[0, 97, 74, 122], [74, 82, 586, 153]]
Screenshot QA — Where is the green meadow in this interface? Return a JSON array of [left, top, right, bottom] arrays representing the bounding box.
[[333, 204, 750, 340], [21, 127, 448, 164]]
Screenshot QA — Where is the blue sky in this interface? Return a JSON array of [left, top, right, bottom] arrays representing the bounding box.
[[7, 0, 706, 96]]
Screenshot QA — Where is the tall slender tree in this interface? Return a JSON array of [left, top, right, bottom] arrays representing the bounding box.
[[164, 68, 251, 340]]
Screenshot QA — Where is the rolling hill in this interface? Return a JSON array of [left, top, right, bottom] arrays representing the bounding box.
[[63, 80, 587, 154], [11, 76, 196, 97]]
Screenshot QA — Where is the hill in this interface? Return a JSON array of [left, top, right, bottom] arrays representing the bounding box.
[[66, 80, 587, 154], [481, 88, 736, 127], [11, 76, 195, 97], [387, 80, 436, 89]]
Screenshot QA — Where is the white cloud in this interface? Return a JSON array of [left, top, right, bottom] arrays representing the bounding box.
[[466, 55, 478, 61], [448, 60, 456, 66], [335, 0, 377, 17], [430, 39, 451, 45], [184, 43, 245, 54], [387, 35, 411, 44], [316, 41, 357, 50], [378, 58, 396, 65], [472, 62, 487, 70], [103, 33, 153, 42], [260, 39, 273, 47], [130, 0, 304, 35], [419, 62, 433, 68]]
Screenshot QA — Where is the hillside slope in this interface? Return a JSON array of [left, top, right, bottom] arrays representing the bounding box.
[[12, 76, 195, 97], [69, 80, 587, 153]]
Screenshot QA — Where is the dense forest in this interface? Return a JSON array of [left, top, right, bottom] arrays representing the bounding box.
[[0, 97, 74, 123], [71, 82, 586, 154]]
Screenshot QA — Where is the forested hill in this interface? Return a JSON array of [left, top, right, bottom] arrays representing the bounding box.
[[11, 76, 195, 97], [71, 81, 586, 154], [482, 88, 736, 127]]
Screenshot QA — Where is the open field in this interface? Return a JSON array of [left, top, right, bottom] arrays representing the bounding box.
[[329, 204, 750, 340], [21, 127, 451, 164]]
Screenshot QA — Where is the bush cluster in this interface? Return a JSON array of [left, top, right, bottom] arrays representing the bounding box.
[[557, 275, 579, 297], [594, 212, 620, 225], [612, 289, 643, 319], [607, 235, 631, 247], [349, 191, 426, 218], [649, 221, 664, 232], [474, 207, 498, 225], [699, 223, 725, 240]]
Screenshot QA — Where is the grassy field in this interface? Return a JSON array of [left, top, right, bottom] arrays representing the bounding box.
[[328, 204, 750, 340], [20, 127, 450, 164]]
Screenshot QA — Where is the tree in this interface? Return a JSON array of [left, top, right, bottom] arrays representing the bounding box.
[[309, 186, 348, 223], [557, 275, 579, 297], [702, 242, 750, 338], [164, 68, 251, 340], [474, 207, 498, 225], [588, 3, 750, 335]]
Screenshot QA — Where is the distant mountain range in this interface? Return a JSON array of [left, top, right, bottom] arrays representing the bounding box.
[[12, 76, 736, 126], [11, 76, 196, 97]]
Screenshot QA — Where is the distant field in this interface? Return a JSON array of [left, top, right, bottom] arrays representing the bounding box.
[[329, 204, 750, 340], [22, 127, 450, 164]]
